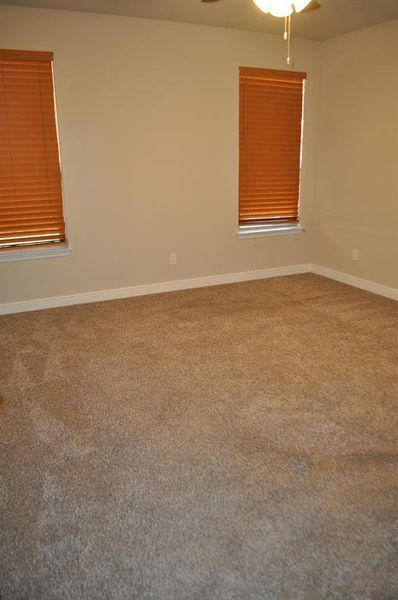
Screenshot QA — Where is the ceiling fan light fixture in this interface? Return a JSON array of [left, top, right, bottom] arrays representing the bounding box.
[[269, 0, 293, 17], [292, 0, 312, 13], [252, 0, 314, 17], [250, 0, 320, 66], [252, 0, 272, 14]]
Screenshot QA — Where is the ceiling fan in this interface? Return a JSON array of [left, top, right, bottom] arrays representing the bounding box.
[[201, 0, 322, 66]]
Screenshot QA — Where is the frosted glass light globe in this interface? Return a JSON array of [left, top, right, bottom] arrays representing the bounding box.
[[252, 0, 312, 17], [252, 0, 272, 14]]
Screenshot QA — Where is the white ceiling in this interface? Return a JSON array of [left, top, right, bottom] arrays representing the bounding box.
[[1, 0, 398, 40]]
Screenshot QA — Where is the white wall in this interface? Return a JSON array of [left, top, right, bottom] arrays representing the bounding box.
[[0, 6, 321, 303], [314, 20, 398, 289]]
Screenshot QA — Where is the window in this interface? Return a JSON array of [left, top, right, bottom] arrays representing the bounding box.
[[239, 66, 306, 232], [0, 49, 66, 251]]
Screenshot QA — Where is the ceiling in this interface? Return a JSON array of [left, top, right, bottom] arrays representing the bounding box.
[[1, 0, 398, 41]]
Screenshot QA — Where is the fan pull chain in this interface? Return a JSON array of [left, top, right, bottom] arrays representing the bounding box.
[[284, 16, 288, 40], [286, 14, 292, 67]]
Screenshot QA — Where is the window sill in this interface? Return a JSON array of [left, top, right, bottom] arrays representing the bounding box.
[[237, 225, 305, 239], [0, 244, 73, 263]]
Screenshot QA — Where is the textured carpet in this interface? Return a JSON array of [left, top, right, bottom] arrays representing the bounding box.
[[0, 273, 397, 600]]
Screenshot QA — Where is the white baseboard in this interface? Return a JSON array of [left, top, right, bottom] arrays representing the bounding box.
[[1, 262, 396, 315], [0, 263, 311, 315], [311, 264, 398, 301]]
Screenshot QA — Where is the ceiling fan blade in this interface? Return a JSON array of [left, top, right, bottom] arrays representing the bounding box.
[[301, 0, 321, 12], [201, 0, 222, 3]]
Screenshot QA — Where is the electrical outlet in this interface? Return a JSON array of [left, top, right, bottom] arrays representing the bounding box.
[[170, 253, 177, 265], [352, 249, 359, 262]]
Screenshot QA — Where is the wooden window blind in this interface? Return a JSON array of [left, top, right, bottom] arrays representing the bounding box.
[[239, 66, 306, 228], [0, 49, 66, 249]]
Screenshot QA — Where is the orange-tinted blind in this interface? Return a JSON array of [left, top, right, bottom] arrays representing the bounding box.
[[239, 66, 306, 226], [0, 49, 65, 249]]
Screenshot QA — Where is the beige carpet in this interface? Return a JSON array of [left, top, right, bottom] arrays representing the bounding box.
[[0, 273, 397, 599]]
